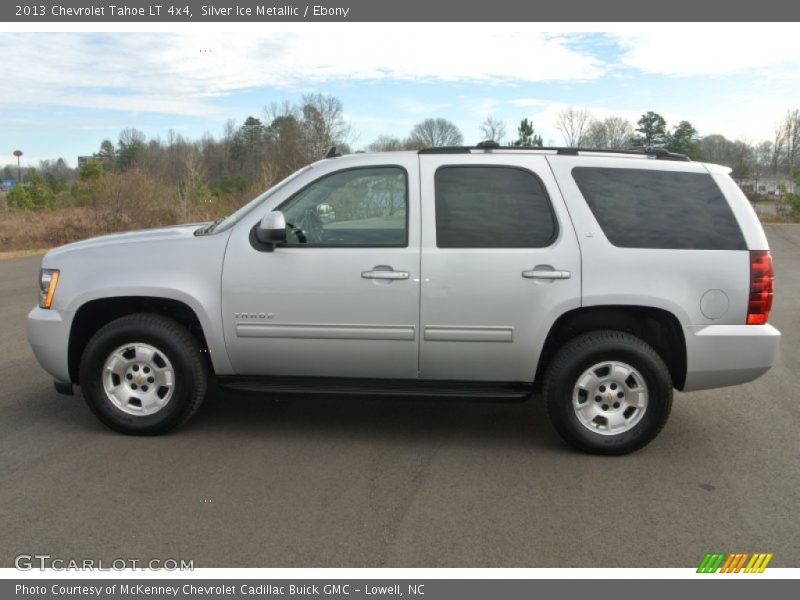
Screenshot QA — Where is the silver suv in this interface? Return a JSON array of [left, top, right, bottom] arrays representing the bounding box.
[[27, 145, 781, 454]]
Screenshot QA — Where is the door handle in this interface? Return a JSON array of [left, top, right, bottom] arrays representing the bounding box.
[[362, 268, 410, 280], [522, 269, 571, 280]]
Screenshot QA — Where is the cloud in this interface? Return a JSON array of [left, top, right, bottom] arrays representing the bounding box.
[[611, 25, 800, 77], [0, 28, 605, 117], [464, 97, 504, 117], [394, 99, 452, 116], [663, 93, 794, 142], [509, 98, 548, 108], [4, 25, 797, 154]]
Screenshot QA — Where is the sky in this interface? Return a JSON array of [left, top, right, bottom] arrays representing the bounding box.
[[1, 23, 800, 167]]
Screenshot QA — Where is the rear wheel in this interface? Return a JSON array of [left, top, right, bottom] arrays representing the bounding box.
[[543, 330, 672, 455], [79, 314, 207, 435]]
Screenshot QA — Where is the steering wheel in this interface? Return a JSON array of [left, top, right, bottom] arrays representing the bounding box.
[[298, 208, 325, 243], [285, 221, 307, 244]]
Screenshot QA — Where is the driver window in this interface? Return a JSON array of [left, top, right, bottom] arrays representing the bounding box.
[[278, 166, 408, 247]]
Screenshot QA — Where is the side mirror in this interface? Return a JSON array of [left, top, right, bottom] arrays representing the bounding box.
[[255, 211, 287, 244]]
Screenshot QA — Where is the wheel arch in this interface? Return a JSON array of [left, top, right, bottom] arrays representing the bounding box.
[[68, 296, 213, 385], [535, 305, 687, 390]]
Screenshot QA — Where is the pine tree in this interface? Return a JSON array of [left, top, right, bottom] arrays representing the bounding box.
[[513, 119, 543, 147], [666, 121, 700, 157], [632, 111, 668, 148]]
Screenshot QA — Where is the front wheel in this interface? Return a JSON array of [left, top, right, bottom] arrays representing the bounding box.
[[543, 330, 673, 455], [79, 314, 208, 435]]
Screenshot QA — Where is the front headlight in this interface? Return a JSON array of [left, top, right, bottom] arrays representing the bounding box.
[[39, 269, 60, 309]]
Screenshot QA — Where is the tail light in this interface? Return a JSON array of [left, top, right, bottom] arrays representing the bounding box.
[[747, 250, 774, 325]]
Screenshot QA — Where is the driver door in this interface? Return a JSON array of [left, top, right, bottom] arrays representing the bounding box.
[[221, 157, 421, 379]]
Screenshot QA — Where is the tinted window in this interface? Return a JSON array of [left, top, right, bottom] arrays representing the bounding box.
[[434, 166, 557, 248], [278, 167, 407, 247], [572, 167, 746, 250]]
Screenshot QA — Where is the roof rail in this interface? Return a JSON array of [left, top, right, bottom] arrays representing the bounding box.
[[418, 145, 690, 162]]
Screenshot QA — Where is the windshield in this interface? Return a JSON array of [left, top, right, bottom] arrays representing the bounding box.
[[202, 165, 313, 235]]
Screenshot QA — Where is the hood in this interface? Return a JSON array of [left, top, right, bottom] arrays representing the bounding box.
[[44, 223, 209, 261]]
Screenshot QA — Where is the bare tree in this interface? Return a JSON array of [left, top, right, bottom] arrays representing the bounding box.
[[729, 139, 754, 182], [584, 120, 608, 149], [199, 126, 233, 186], [604, 117, 634, 149], [771, 121, 786, 176], [300, 93, 352, 159], [783, 109, 800, 177], [583, 117, 633, 150], [264, 101, 300, 124], [259, 96, 355, 176], [752, 140, 774, 188], [479, 117, 506, 144], [38, 157, 74, 188], [407, 118, 464, 149], [175, 144, 204, 221], [556, 107, 592, 147], [367, 135, 406, 152], [699, 134, 732, 165]]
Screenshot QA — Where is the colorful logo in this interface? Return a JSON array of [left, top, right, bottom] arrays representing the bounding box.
[[697, 552, 773, 573]]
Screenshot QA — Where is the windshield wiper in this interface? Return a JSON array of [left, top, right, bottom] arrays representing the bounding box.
[[195, 216, 226, 236]]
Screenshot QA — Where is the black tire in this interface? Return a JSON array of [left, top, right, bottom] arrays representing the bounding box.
[[79, 314, 208, 435], [543, 330, 672, 455]]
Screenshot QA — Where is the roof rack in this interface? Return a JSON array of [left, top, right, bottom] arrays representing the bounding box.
[[418, 145, 690, 162]]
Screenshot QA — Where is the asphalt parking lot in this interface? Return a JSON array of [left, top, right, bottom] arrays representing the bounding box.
[[1, 224, 798, 568]]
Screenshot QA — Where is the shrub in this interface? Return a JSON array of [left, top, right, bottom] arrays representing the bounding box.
[[787, 194, 800, 218], [6, 185, 33, 210]]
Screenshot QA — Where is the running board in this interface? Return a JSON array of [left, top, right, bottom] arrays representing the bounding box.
[[217, 376, 533, 401]]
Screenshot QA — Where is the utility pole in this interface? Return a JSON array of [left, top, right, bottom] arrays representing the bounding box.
[[13, 150, 23, 183]]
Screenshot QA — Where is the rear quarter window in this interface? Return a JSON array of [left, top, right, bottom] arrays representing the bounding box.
[[571, 167, 746, 250]]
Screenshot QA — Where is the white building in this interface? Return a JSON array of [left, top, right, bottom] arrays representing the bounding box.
[[738, 176, 798, 198]]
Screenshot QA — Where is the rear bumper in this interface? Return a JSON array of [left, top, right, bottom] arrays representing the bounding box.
[[27, 306, 72, 385], [683, 324, 781, 391]]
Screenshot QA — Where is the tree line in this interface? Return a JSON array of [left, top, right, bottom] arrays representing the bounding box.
[[3, 97, 800, 219]]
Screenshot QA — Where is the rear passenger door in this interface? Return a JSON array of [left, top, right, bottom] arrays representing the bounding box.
[[418, 153, 581, 382]]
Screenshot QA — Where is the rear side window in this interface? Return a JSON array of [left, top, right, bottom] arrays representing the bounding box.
[[572, 167, 746, 250], [434, 166, 557, 248]]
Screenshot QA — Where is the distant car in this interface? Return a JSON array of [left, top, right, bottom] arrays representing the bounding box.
[[27, 145, 780, 454]]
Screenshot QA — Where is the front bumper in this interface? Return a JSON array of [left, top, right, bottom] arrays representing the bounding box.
[[27, 306, 73, 385], [683, 324, 781, 391]]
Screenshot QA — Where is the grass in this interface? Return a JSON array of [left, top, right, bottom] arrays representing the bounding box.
[[757, 213, 800, 224], [0, 207, 114, 253]]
